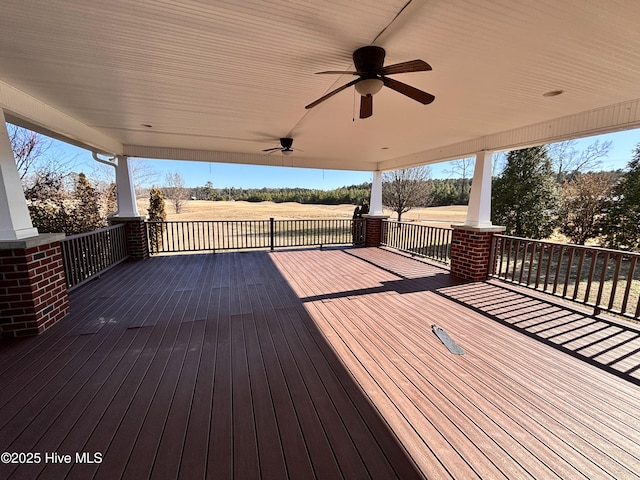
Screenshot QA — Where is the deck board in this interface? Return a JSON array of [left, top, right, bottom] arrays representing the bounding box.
[[1, 248, 639, 479]]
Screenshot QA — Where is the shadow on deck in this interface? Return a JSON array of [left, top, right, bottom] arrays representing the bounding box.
[[436, 279, 640, 386], [342, 248, 640, 386]]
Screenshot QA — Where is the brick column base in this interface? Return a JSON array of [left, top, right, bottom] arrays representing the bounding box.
[[363, 215, 389, 247], [109, 216, 149, 260], [0, 234, 69, 337], [450, 225, 505, 282]]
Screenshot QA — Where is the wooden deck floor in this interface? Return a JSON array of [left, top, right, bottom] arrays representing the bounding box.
[[1, 247, 639, 479]]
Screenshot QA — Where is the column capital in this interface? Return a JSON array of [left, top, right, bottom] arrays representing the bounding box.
[[451, 224, 505, 233]]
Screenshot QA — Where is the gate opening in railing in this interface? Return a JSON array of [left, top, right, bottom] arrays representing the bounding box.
[[146, 218, 366, 254], [61, 223, 128, 290], [381, 220, 452, 264], [491, 235, 640, 321]]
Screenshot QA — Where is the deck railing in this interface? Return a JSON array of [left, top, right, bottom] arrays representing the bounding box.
[[381, 220, 452, 264], [490, 234, 640, 320], [61, 224, 128, 290], [146, 218, 366, 254]]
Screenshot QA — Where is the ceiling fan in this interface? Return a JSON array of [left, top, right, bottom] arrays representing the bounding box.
[[262, 137, 295, 155], [305, 46, 435, 119]]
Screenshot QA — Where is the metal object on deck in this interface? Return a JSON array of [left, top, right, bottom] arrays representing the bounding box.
[[432, 325, 465, 355]]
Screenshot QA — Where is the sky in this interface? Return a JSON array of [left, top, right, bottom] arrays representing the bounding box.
[[45, 127, 640, 190]]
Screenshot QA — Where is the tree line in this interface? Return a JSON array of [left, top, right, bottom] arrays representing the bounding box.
[[492, 145, 639, 251], [186, 179, 470, 207], [188, 182, 372, 205]]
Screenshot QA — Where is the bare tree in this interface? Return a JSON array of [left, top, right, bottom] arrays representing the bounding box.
[[164, 171, 189, 214], [8, 124, 78, 183], [548, 139, 612, 181], [446, 157, 475, 203], [382, 166, 432, 222], [91, 157, 159, 197], [559, 172, 614, 245], [492, 151, 507, 176], [8, 124, 51, 179]]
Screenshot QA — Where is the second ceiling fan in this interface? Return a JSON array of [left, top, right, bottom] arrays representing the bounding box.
[[305, 46, 435, 119]]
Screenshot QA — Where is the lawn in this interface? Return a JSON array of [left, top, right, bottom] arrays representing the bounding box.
[[136, 199, 468, 227]]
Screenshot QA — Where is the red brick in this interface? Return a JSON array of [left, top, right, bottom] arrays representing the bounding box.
[[0, 239, 70, 337]]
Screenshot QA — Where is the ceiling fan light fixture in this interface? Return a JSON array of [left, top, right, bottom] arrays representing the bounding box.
[[282, 149, 293, 156], [355, 78, 384, 96]]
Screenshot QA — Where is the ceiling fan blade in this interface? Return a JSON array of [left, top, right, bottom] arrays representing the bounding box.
[[360, 94, 373, 119], [382, 59, 432, 75], [262, 147, 281, 152], [382, 77, 435, 104], [315, 70, 359, 75], [305, 77, 361, 109]]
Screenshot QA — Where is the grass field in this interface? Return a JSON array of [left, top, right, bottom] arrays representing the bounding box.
[[136, 199, 468, 227]]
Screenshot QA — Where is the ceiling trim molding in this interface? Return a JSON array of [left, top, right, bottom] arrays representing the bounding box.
[[0, 81, 122, 155], [380, 98, 640, 171], [123, 145, 378, 172]]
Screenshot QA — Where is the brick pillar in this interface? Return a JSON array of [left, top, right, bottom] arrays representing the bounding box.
[[363, 215, 389, 247], [0, 234, 69, 337], [450, 225, 505, 282], [109, 216, 149, 260]]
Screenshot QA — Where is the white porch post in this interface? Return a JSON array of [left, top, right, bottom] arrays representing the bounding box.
[[464, 150, 493, 227], [363, 170, 388, 247], [451, 150, 505, 281], [0, 110, 38, 240], [106, 155, 148, 258], [115, 155, 140, 217], [369, 170, 384, 215]]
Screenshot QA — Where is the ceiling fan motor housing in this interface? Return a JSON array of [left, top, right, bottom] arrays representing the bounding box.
[[353, 46, 385, 72], [280, 137, 293, 149]]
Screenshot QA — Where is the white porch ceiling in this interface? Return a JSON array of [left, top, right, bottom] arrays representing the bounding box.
[[1, 0, 640, 172]]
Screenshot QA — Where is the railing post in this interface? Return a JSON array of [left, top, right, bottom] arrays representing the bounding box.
[[0, 234, 69, 337], [362, 215, 389, 247], [270, 217, 275, 251], [109, 216, 149, 260], [450, 224, 506, 281]]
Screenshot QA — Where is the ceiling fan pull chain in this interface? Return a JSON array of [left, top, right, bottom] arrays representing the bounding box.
[[352, 88, 356, 122]]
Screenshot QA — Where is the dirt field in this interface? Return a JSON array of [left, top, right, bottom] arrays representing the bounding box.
[[136, 199, 468, 226]]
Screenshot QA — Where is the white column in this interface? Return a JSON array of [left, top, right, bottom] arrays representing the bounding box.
[[0, 111, 39, 240], [369, 170, 384, 215], [115, 155, 140, 217], [465, 150, 493, 227]]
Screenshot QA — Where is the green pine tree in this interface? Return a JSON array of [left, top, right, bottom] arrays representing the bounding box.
[[147, 186, 167, 252], [492, 146, 559, 239], [104, 182, 118, 217], [72, 172, 103, 233], [600, 145, 640, 251]]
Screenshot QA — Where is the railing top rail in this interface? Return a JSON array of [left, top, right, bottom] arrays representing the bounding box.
[[62, 223, 125, 241], [146, 219, 269, 223], [273, 218, 360, 221], [494, 234, 640, 258], [146, 218, 359, 223], [383, 219, 453, 229]]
